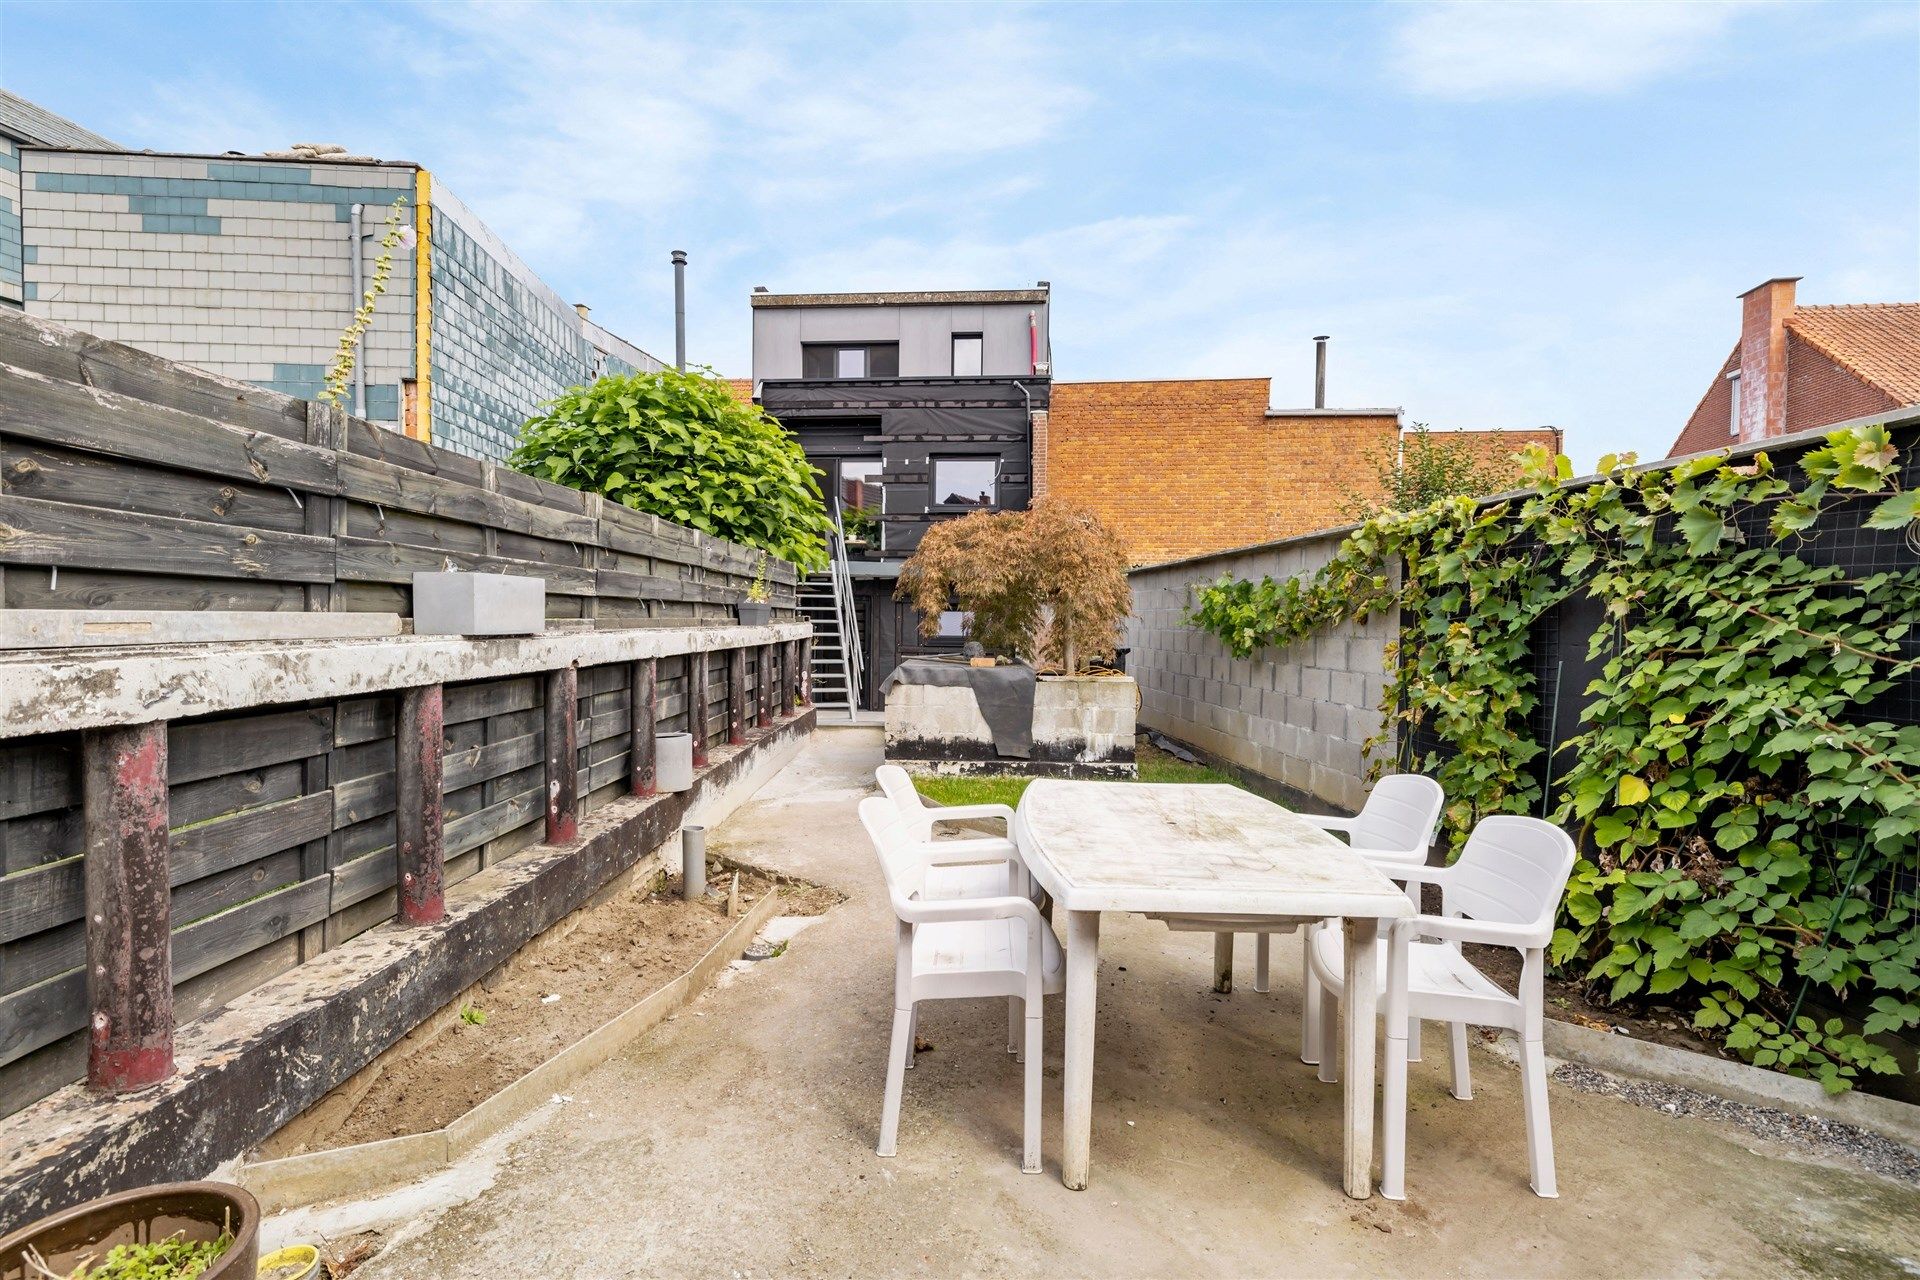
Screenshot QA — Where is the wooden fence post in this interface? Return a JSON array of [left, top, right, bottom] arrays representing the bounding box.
[[727, 647, 747, 745], [799, 636, 814, 706], [545, 664, 580, 843], [782, 640, 797, 715], [396, 684, 446, 924], [757, 644, 775, 729], [630, 657, 657, 796], [690, 652, 710, 768], [82, 721, 173, 1092]]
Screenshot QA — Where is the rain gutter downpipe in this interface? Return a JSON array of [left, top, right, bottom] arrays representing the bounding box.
[[349, 203, 367, 418]]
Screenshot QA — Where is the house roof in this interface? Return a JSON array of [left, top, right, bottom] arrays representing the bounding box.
[[1785, 303, 1920, 404], [749, 289, 1047, 309], [0, 88, 117, 150]]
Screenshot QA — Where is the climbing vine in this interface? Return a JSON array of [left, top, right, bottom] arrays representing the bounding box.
[[1186, 425, 1920, 1091]]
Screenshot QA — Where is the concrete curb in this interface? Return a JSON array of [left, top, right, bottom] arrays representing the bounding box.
[[242, 887, 785, 1212], [1541, 1017, 1920, 1149]]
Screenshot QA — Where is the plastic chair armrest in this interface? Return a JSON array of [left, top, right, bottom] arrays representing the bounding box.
[[1390, 913, 1542, 950], [923, 838, 1019, 868], [929, 803, 1015, 829], [901, 895, 1045, 927], [1301, 814, 1357, 833]]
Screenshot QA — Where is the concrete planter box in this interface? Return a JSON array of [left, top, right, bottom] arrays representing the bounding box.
[[885, 675, 1137, 777], [737, 601, 773, 627], [412, 571, 545, 636]]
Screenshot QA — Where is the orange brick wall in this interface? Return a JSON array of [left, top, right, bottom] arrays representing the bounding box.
[[1443, 427, 1564, 486], [1046, 378, 1399, 564]]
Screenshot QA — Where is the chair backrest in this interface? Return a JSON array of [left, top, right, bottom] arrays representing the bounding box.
[[858, 795, 927, 916], [1445, 816, 1577, 942], [1351, 774, 1446, 859], [875, 764, 926, 818]]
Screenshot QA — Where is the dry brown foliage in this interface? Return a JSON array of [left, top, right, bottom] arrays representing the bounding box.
[[896, 498, 1132, 675]]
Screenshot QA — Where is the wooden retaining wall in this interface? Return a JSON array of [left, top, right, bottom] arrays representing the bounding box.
[[0, 310, 815, 1120]]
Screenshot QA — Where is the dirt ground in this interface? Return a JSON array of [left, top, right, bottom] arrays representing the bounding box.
[[299, 728, 1920, 1279], [268, 866, 835, 1150]]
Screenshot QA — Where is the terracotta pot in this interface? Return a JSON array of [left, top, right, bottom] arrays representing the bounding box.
[[0, 1181, 259, 1280]]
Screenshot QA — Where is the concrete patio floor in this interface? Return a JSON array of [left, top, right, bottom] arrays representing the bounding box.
[[341, 727, 1919, 1278]]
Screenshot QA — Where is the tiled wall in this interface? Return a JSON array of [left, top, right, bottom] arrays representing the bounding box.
[[19, 151, 415, 421], [0, 140, 22, 305], [426, 186, 661, 462]]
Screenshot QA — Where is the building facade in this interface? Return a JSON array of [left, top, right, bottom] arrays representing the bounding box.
[[749, 287, 1052, 707], [0, 90, 662, 462], [1669, 277, 1920, 458]]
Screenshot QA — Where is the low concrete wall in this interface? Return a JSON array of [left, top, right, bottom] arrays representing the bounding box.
[[885, 676, 1137, 776], [1124, 532, 1394, 812]]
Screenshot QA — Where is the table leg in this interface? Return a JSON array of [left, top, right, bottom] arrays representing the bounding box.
[[1342, 916, 1380, 1198], [1212, 931, 1234, 993], [1062, 909, 1101, 1190]]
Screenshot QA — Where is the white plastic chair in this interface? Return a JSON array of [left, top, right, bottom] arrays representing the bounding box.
[[1280, 775, 1446, 1065], [1305, 815, 1576, 1199], [874, 764, 1037, 904], [858, 796, 1063, 1173]]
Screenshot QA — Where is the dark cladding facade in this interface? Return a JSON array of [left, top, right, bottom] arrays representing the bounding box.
[[749, 289, 1052, 707]]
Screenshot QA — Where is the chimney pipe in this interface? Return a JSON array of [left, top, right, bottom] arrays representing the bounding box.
[[671, 250, 688, 372], [1313, 335, 1330, 409], [574, 302, 590, 321]]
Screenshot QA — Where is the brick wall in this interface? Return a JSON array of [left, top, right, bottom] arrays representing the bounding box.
[[1125, 533, 1395, 812], [1444, 427, 1563, 482], [1045, 378, 1400, 564], [20, 151, 416, 422], [1784, 331, 1899, 432]]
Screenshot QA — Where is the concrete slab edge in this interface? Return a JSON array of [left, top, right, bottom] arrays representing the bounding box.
[[242, 888, 784, 1212], [1542, 1017, 1920, 1149]]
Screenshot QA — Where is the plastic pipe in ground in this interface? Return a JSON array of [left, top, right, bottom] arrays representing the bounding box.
[[682, 825, 706, 900]]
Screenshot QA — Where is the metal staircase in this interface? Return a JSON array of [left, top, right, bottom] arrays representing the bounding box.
[[802, 506, 864, 718]]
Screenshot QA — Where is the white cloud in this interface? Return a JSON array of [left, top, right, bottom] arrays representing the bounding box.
[[1390, 0, 1763, 100]]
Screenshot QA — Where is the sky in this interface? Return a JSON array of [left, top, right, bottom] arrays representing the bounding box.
[[3, 0, 1917, 467]]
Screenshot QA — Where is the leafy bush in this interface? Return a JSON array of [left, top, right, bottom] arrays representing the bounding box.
[[510, 370, 834, 571], [898, 498, 1132, 675], [1340, 420, 1522, 521], [1186, 424, 1920, 1091]]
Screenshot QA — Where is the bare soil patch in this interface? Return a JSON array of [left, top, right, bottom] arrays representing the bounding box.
[[266, 862, 841, 1153]]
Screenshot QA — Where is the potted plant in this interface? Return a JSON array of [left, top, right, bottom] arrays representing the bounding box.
[[893, 498, 1137, 774], [842, 503, 879, 550], [737, 555, 773, 627], [0, 1181, 260, 1279]]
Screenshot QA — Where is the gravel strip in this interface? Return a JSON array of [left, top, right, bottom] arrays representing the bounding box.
[[1552, 1062, 1920, 1185]]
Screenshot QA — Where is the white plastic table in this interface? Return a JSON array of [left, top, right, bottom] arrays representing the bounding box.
[[1015, 780, 1415, 1198]]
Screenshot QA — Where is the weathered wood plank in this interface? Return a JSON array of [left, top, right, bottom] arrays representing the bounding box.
[[3, 441, 308, 534], [170, 762, 306, 829], [170, 708, 333, 786], [337, 453, 597, 546], [444, 676, 539, 726], [170, 792, 332, 889], [3, 567, 307, 614], [0, 738, 77, 822], [341, 503, 489, 556], [443, 733, 541, 793], [0, 857, 82, 945], [0, 362, 338, 494], [334, 536, 592, 595], [0, 495, 336, 583], [344, 418, 486, 487], [0, 317, 307, 440], [171, 876, 329, 985]]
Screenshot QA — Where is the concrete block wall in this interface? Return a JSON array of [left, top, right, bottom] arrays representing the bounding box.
[[18, 151, 415, 422], [427, 185, 663, 463], [1124, 532, 1396, 812]]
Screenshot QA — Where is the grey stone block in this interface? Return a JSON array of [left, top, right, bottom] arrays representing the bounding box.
[[413, 571, 546, 635]]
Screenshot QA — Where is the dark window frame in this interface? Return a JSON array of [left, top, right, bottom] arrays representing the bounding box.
[[951, 332, 984, 377], [929, 455, 999, 512], [801, 342, 901, 380]]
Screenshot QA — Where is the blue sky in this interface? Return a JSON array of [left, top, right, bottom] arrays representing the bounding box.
[[5, 0, 1917, 466]]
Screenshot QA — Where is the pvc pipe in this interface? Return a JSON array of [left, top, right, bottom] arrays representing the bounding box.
[[682, 825, 706, 900]]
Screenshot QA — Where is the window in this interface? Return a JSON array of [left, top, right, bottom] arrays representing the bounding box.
[[1726, 369, 1742, 438], [801, 343, 900, 379], [838, 458, 883, 510], [951, 333, 983, 377], [935, 610, 971, 639], [932, 457, 997, 508]]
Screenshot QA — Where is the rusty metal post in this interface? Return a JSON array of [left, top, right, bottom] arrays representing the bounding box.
[[396, 683, 446, 925], [82, 721, 174, 1092], [630, 657, 658, 796], [782, 640, 797, 715], [545, 664, 580, 844], [757, 643, 774, 729], [689, 652, 710, 768], [799, 636, 813, 706], [727, 647, 747, 745]]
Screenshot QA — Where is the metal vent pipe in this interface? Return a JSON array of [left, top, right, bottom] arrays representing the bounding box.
[[1313, 335, 1330, 409], [671, 250, 689, 371]]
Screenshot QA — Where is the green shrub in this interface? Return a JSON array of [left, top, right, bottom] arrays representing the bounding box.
[[510, 370, 834, 571]]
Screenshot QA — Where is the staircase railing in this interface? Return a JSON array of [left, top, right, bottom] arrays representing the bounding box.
[[829, 498, 864, 715]]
